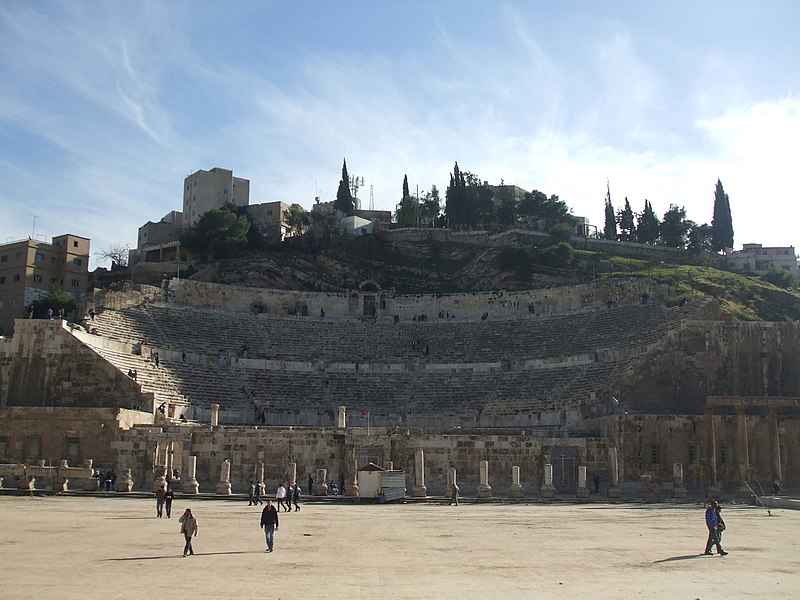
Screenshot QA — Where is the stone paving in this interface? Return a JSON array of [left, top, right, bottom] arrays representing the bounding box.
[[0, 495, 797, 599]]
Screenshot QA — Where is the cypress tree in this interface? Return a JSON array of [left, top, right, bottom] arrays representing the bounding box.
[[334, 158, 355, 215], [711, 179, 734, 252], [603, 181, 617, 240], [618, 197, 635, 242]]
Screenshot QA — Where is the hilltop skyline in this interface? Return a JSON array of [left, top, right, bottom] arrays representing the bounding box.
[[1, 2, 799, 267]]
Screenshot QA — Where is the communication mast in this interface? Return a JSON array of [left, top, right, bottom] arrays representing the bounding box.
[[369, 184, 374, 211], [349, 175, 365, 199]]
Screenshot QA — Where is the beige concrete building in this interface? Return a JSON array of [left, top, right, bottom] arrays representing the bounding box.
[[246, 201, 290, 241], [727, 243, 799, 278], [0, 234, 90, 336], [182, 167, 250, 228]]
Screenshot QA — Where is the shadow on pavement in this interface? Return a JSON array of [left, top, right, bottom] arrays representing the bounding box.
[[653, 554, 706, 563], [103, 551, 253, 561]]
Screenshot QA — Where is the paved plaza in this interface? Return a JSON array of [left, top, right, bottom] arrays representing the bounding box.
[[0, 495, 798, 599]]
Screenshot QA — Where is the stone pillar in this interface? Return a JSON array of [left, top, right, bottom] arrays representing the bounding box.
[[477, 460, 492, 498], [638, 474, 653, 499], [52, 460, 69, 492], [607, 447, 621, 498], [736, 406, 750, 497], [314, 468, 328, 496], [83, 459, 99, 490], [337, 405, 346, 428], [346, 449, 359, 497], [768, 407, 782, 484], [508, 465, 523, 498], [287, 462, 297, 486], [672, 463, 687, 498], [210, 403, 219, 427], [165, 442, 174, 480], [116, 469, 134, 492], [411, 449, 427, 497], [216, 459, 232, 495], [182, 456, 199, 494], [576, 465, 589, 498], [541, 463, 556, 498], [153, 465, 167, 492], [255, 461, 264, 485], [384, 460, 394, 471], [0, 476, 3, 489], [706, 407, 720, 497]]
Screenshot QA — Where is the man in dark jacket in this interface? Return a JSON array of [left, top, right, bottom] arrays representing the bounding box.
[[703, 500, 728, 556], [260, 500, 279, 552]]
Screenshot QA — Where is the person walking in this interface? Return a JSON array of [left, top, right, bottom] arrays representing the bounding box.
[[179, 508, 198, 557], [260, 499, 279, 552], [255, 481, 264, 505], [164, 485, 174, 518], [276, 483, 287, 512], [308, 473, 314, 496], [292, 484, 301, 511], [248, 481, 256, 506], [703, 500, 728, 556], [155, 485, 166, 518], [449, 482, 459, 506], [715, 502, 727, 544]]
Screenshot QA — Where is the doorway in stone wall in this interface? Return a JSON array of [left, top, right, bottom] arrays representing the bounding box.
[[551, 446, 577, 492], [363, 295, 376, 316]]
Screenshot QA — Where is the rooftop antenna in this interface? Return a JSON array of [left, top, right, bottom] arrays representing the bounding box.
[[369, 184, 374, 211], [349, 175, 365, 200], [31, 215, 37, 239]]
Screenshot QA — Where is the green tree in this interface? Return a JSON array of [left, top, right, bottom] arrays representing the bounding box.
[[603, 182, 617, 240], [762, 268, 797, 289], [686, 222, 714, 254], [711, 179, 734, 252], [420, 185, 441, 226], [445, 162, 467, 227], [495, 185, 517, 226], [30, 284, 76, 319], [445, 164, 494, 228], [659, 204, 690, 248], [334, 158, 355, 215], [396, 174, 419, 227], [283, 204, 311, 237], [617, 197, 635, 242], [181, 207, 250, 259], [636, 200, 660, 244], [308, 209, 341, 243]]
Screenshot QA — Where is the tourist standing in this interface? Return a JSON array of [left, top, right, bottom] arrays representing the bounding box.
[[703, 500, 728, 556], [260, 500, 279, 552], [164, 485, 174, 518], [308, 473, 314, 496], [155, 485, 166, 518], [593, 474, 600, 495], [276, 483, 287, 512], [179, 508, 198, 556], [292, 484, 301, 511], [449, 482, 459, 506], [248, 481, 256, 506]]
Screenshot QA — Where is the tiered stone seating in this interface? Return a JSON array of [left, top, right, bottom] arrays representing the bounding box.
[[78, 298, 709, 426]]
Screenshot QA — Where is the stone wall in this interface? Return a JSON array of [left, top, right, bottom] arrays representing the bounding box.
[[94, 283, 163, 311]]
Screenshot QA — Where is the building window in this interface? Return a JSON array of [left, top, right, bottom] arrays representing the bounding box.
[[748, 445, 757, 465], [50, 256, 56, 263], [650, 445, 660, 465], [720, 444, 728, 465], [223, 188, 229, 195], [12, 298, 17, 307], [194, 180, 197, 187], [35, 252, 45, 262], [688, 444, 696, 464], [33, 275, 42, 283], [0, 300, 4, 309], [25, 435, 41, 460], [0, 255, 7, 263], [0, 276, 4, 284], [67, 436, 80, 461], [50, 278, 59, 284], [0, 436, 6, 458], [15, 252, 22, 260], [73, 240, 78, 248], [13, 274, 20, 282], [73, 258, 82, 266], [71, 279, 80, 287]]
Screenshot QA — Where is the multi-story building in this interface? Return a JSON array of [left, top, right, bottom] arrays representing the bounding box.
[[0, 234, 90, 336], [132, 210, 186, 265], [182, 167, 250, 228], [246, 201, 290, 241], [727, 243, 799, 278]]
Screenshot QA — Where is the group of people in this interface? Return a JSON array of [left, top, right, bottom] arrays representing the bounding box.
[[95, 469, 117, 491], [703, 499, 728, 556], [154, 484, 176, 518], [248, 481, 301, 512]]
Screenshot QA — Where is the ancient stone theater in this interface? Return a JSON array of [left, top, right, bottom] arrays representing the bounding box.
[[1, 276, 798, 498]]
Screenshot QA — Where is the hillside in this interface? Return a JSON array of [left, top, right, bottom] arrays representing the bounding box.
[[181, 235, 800, 321]]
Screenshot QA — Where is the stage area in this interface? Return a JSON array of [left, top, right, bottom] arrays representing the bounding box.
[[0, 496, 797, 598]]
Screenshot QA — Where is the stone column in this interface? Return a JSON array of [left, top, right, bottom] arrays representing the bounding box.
[[182, 456, 199, 494], [768, 407, 782, 484], [314, 468, 328, 496], [736, 406, 750, 497], [607, 447, 621, 498], [346, 449, 359, 497], [82, 459, 98, 491], [165, 442, 174, 480], [216, 459, 232, 495], [116, 469, 134, 492], [672, 463, 687, 499], [51, 459, 70, 492], [541, 463, 556, 498], [287, 462, 297, 486], [153, 465, 167, 492], [210, 403, 219, 427], [411, 449, 427, 497], [337, 406, 346, 428], [384, 460, 394, 471], [576, 465, 589, 498], [508, 465, 523, 498], [638, 474, 653, 499], [254, 461, 264, 485], [476, 460, 492, 498], [706, 407, 720, 497]]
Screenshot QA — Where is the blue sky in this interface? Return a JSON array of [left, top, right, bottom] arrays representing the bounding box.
[[1, 1, 799, 267]]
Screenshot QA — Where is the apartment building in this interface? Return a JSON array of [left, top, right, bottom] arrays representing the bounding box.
[[727, 243, 799, 278], [183, 167, 250, 228], [0, 234, 90, 336]]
